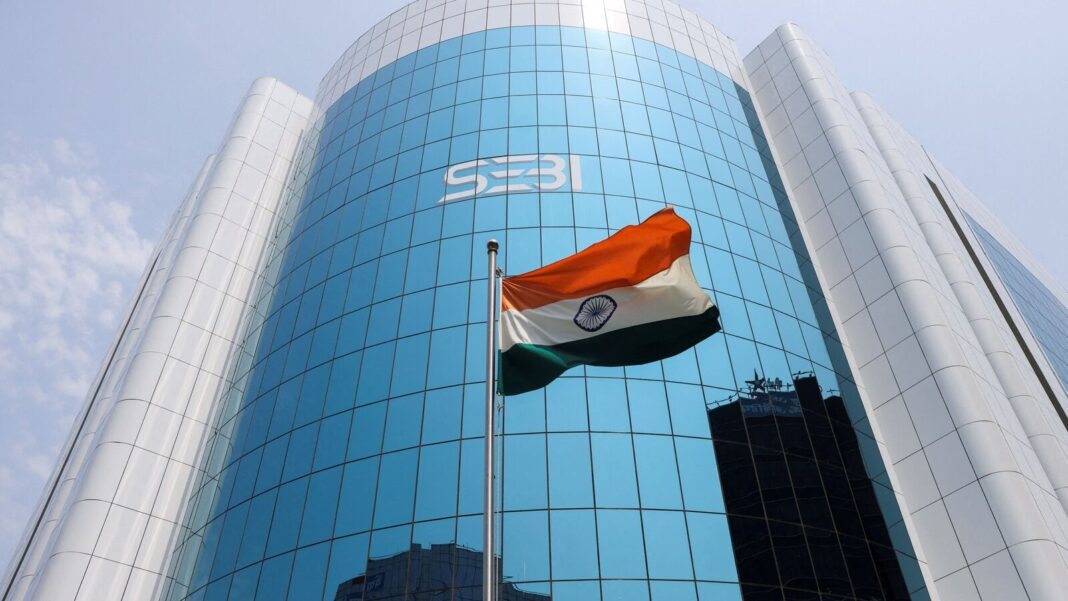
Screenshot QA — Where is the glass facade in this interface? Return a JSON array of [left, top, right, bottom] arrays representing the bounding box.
[[164, 25, 926, 601], [709, 376, 914, 599], [963, 214, 1068, 394]]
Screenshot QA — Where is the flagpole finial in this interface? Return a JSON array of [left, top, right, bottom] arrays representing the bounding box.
[[487, 239, 499, 253]]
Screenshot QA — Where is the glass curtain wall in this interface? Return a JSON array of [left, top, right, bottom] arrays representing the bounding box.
[[165, 25, 926, 601], [963, 214, 1068, 394]]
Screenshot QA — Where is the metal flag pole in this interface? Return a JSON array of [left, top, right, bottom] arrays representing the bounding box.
[[483, 239, 499, 601]]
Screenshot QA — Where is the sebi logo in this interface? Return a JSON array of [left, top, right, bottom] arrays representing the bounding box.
[[438, 154, 583, 203]]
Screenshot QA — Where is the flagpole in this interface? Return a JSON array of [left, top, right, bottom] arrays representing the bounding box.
[[483, 239, 499, 601]]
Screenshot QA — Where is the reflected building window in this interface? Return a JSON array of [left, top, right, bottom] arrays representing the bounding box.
[[333, 544, 550, 601], [708, 374, 912, 600]]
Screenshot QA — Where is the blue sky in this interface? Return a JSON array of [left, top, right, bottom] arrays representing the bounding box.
[[1, 0, 1065, 571]]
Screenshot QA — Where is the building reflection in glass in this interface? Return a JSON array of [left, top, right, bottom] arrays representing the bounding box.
[[708, 374, 912, 601], [333, 543, 549, 601]]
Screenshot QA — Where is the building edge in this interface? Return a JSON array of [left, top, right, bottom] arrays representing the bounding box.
[[2, 77, 313, 601], [1, 150, 217, 601], [853, 90, 1068, 509], [745, 21, 1068, 600], [739, 22, 941, 600], [156, 81, 325, 601]]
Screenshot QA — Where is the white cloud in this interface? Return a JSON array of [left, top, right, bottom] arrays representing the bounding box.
[[0, 137, 152, 570], [50, 137, 97, 171]]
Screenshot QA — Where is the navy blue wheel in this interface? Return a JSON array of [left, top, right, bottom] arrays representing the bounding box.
[[573, 294, 617, 332]]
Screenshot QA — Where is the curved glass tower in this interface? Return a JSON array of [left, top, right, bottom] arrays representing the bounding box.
[[158, 3, 925, 600]]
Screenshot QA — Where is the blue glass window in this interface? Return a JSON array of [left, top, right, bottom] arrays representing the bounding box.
[[170, 24, 924, 601]]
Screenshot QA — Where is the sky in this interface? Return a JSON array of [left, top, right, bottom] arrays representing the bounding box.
[[1, 0, 1066, 573]]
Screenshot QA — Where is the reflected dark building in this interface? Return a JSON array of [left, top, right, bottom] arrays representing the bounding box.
[[334, 544, 549, 601], [709, 375, 912, 600]]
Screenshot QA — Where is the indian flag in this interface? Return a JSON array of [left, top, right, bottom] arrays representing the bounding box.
[[499, 207, 720, 395]]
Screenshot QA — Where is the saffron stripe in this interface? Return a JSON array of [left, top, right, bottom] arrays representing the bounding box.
[[501, 207, 692, 312], [500, 254, 710, 352]]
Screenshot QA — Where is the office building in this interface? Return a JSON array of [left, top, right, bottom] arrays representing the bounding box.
[[5, 1, 1068, 600]]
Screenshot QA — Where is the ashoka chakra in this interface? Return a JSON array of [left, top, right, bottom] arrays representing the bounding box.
[[573, 295, 617, 332]]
